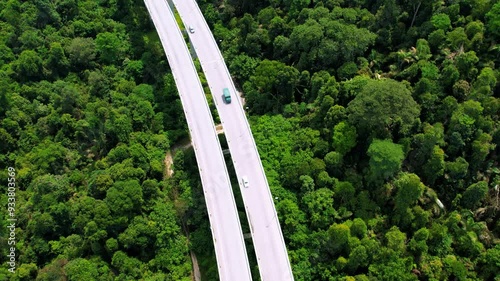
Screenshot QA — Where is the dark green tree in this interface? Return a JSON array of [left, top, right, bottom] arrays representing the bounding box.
[[332, 121, 357, 155], [347, 79, 420, 138], [461, 181, 488, 209], [66, 37, 96, 69], [367, 139, 405, 182], [14, 50, 43, 80], [302, 188, 338, 230], [95, 32, 128, 64]]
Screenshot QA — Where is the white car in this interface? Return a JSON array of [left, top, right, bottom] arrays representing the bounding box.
[[241, 176, 249, 188], [188, 26, 195, 33]]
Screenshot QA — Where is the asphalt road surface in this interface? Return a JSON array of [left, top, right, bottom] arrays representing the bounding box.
[[173, 1, 294, 280], [143, 1, 252, 280]]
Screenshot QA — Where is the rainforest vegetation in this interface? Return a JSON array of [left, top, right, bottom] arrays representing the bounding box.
[[1, 0, 499, 280]]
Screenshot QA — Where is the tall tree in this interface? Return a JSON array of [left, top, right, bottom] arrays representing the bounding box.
[[347, 79, 420, 138], [367, 139, 405, 182]]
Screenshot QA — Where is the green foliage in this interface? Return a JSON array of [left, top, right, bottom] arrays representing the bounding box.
[[448, 100, 483, 145], [422, 145, 445, 184], [347, 244, 369, 273], [105, 180, 143, 220], [245, 59, 299, 113], [477, 244, 500, 280], [335, 181, 356, 206], [461, 181, 489, 209], [95, 32, 129, 64], [64, 258, 100, 281], [46, 42, 69, 78], [111, 251, 142, 279], [3, 1, 500, 280], [428, 29, 446, 49], [442, 255, 467, 280], [328, 223, 351, 255], [410, 130, 437, 165], [416, 39, 432, 60], [470, 132, 495, 169], [276, 199, 307, 242], [384, 228, 406, 255], [106, 237, 119, 254], [14, 50, 43, 80], [455, 51, 479, 79], [66, 37, 96, 69], [284, 11, 376, 70], [324, 151, 343, 172], [394, 173, 425, 210], [21, 139, 72, 176], [446, 157, 469, 180], [289, 19, 323, 54], [472, 67, 497, 98], [367, 139, 405, 182], [441, 62, 460, 89], [350, 218, 367, 239], [280, 150, 314, 188], [332, 121, 357, 155], [337, 62, 358, 80], [486, 2, 500, 39], [303, 188, 337, 229], [347, 79, 420, 138], [408, 228, 429, 255], [299, 175, 315, 194], [447, 27, 470, 50], [431, 13, 452, 30], [229, 54, 260, 81], [35, 259, 68, 281]]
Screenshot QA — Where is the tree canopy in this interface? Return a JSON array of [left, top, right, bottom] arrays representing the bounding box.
[[1, 0, 499, 280]]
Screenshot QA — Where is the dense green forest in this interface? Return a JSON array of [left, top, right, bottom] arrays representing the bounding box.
[[1, 0, 500, 280], [0, 0, 196, 280]]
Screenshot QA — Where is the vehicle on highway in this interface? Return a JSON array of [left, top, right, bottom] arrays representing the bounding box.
[[222, 87, 232, 104], [188, 26, 195, 33], [241, 176, 249, 188]]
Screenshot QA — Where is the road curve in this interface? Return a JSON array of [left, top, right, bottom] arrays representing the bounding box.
[[172, 1, 295, 280], [142, 1, 252, 280]]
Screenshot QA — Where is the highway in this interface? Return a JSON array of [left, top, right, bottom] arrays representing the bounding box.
[[142, 1, 252, 280], [172, 1, 295, 280]]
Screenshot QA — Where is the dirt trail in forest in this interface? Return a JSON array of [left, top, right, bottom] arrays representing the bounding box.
[[164, 125, 226, 281], [164, 151, 175, 178], [190, 251, 202, 281], [163, 138, 192, 178], [163, 138, 201, 281], [164, 125, 224, 178]]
